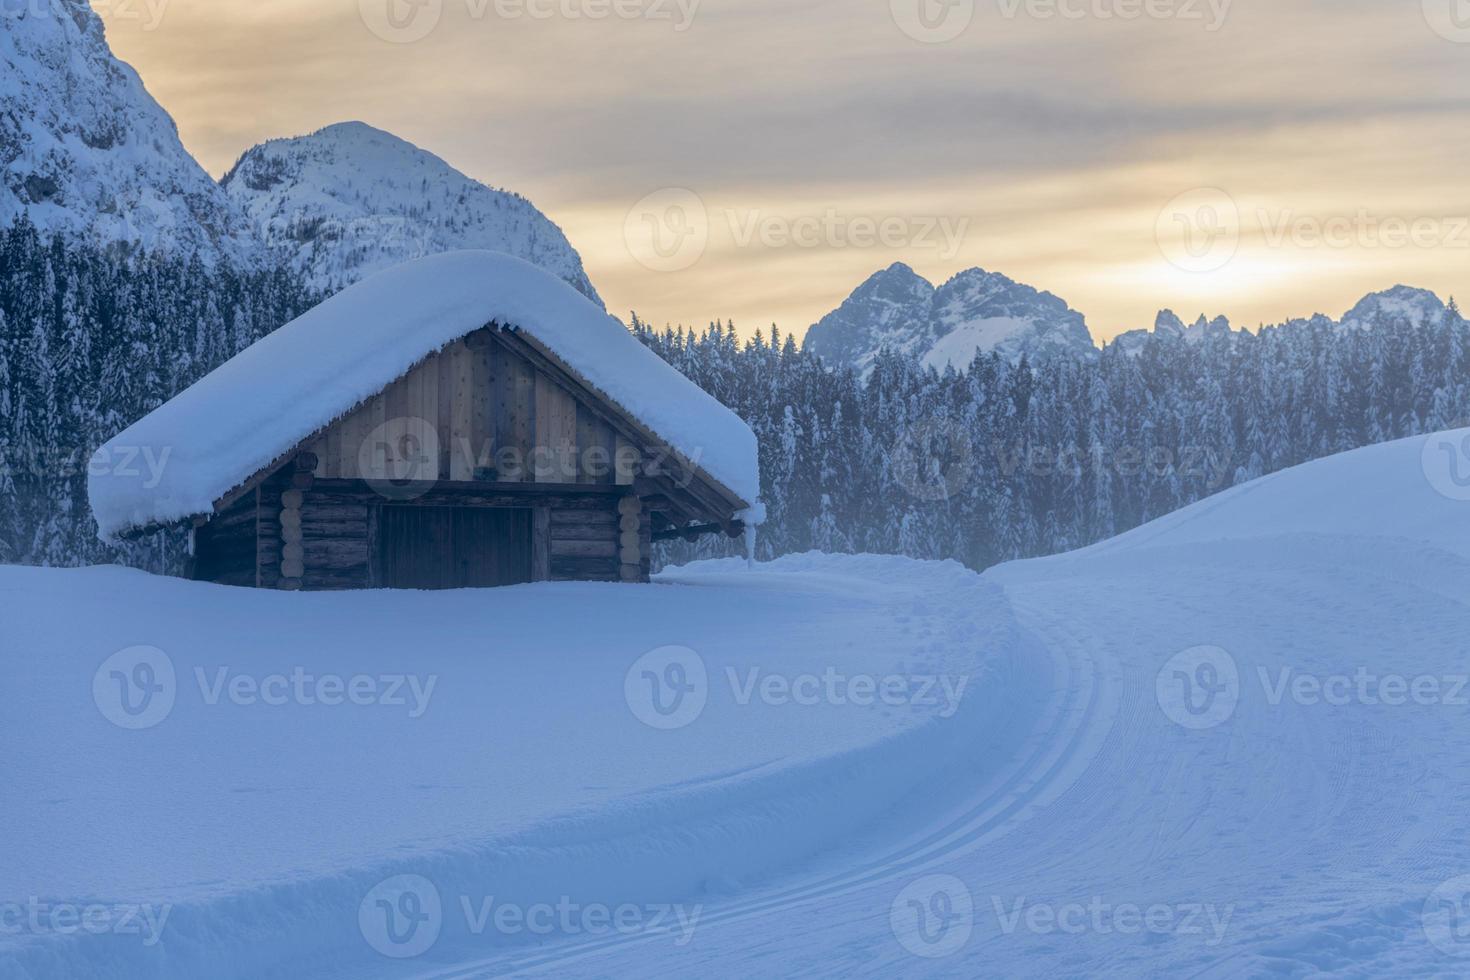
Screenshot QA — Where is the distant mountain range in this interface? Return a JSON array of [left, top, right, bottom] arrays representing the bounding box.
[[3, 2, 1459, 374], [807, 265, 1459, 373], [0, 1, 599, 301]]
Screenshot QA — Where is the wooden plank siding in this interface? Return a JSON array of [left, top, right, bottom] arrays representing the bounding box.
[[191, 491, 259, 587], [302, 336, 623, 488]]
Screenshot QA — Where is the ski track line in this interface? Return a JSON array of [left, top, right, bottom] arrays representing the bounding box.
[[411, 582, 1118, 980]]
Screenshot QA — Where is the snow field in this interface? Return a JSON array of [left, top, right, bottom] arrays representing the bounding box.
[[2, 554, 1042, 979]]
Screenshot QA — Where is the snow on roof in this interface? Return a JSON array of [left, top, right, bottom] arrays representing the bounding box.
[[89, 250, 760, 541]]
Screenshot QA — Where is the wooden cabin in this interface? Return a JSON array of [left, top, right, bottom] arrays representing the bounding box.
[[89, 252, 761, 591]]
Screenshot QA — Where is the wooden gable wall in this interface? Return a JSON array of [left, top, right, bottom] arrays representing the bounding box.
[[303, 330, 640, 487]]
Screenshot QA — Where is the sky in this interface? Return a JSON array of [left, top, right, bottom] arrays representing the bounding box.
[[96, 0, 1470, 342]]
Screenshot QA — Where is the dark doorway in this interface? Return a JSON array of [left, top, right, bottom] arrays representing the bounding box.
[[375, 507, 533, 590]]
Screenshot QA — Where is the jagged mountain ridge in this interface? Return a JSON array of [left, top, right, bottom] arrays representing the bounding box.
[[0, 0, 259, 265], [809, 263, 1460, 370], [803, 263, 1097, 373], [220, 123, 602, 305]]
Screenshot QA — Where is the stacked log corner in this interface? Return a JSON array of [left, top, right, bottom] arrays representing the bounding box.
[[618, 494, 651, 584]]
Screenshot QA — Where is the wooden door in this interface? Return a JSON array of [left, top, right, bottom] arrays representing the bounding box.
[[375, 507, 533, 590]]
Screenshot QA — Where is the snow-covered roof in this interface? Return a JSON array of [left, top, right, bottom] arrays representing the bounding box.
[[89, 251, 760, 541]]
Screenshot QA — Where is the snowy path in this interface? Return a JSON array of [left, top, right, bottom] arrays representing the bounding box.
[[417, 431, 1470, 978]]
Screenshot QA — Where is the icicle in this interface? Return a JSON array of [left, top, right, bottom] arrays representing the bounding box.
[[739, 501, 765, 570]]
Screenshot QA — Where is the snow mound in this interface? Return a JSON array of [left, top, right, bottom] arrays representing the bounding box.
[[88, 251, 759, 540], [1068, 428, 1470, 562], [0, 553, 1040, 979]]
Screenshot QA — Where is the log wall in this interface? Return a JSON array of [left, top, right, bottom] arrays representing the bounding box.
[[199, 484, 646, 590]]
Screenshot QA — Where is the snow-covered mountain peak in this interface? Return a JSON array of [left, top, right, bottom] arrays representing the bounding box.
[[802, 263, 937, 371], [0, 0, 259, 264], [220, 122, 602, 304], [1154, 310, 1187, 337], [850, 261, 936, 307], [805, 264, 1097, 373], [1341, 285, 1449, 330]]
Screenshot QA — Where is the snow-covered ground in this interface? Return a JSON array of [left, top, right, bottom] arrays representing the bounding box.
[[9, 428, 1470, 978], [1, 554, 1040, 979]]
